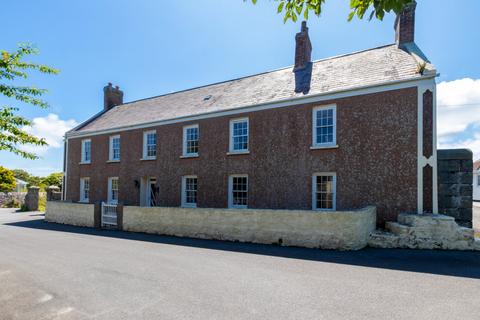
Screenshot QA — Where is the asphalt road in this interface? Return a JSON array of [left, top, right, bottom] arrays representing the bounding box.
[[1, 208, 480, 320]]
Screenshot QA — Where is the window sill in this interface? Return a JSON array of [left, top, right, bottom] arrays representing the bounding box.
[[180, 154, 199, 159], [78, 200, 90, 204], [106, 160, 120, 163], [229, 206, 248, 209], [140, 157, 156, 161], [181, 204, 197, 208], [310, 145, 339, 150], [227, 151, 250, 156], [79, 161, 91, 165]]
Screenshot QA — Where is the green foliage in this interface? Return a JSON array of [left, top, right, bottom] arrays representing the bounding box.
[[0, 166, 16, 192], [41, 172, 63, 190], [38, 193, 46, 212], [12, 168, 62, 191], [0, 44, 59, 159], [249, 0, 413, 23], [2, 197, 21, 208], [12, 169, 30, 182]]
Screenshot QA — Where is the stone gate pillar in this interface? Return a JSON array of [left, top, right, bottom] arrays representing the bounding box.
[[25, 186, 40, 211]]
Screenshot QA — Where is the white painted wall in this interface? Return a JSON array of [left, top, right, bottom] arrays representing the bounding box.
[[474, 170, 480, 201], [122, 206, 377, 250], [45, 201, 95, 227]]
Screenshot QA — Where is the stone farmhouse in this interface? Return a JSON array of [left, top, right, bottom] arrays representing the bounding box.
[[63, 1, 437, 226]]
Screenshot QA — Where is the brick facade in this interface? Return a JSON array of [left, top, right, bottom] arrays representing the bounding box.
[[66, 87, 419, 226]]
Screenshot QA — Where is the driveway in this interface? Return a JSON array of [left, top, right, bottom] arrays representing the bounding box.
[[0, 208, 479, 320]]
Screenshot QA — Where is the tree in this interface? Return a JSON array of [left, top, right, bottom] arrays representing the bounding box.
[[41, 172, 63, 190], [12, 168, 30, 182], [249, 0, 413, 23], [0, 166, 16, 192], [0, 44, 59, 159]]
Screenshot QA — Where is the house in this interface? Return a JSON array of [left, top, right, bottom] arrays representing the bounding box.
[[474, 160, 480, 201], [63, 1, 437, 226], [15, 178, 27, 192]]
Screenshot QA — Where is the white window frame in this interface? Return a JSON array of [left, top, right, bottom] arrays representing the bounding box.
[[143, 130, 157, 160], [229, 118, 249, 153], [108, 177, 119, 204], [81, 139, 91, 163], [182, 124, 199, 157], [181, 175, 198, 208], [109, 135, 120, 161], [312, 172, 336, 211], [312, 105, 337, 148], [79, 177, 90, 203], [228, 174, 248, 209]]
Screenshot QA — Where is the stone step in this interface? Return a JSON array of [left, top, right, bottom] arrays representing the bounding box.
[[385, 222, 412, 236], [368, 230, 399, 249], [397, 213, 457, 228]]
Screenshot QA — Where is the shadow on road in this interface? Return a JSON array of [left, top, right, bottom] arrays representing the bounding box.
[[6, 218, 480, 279]]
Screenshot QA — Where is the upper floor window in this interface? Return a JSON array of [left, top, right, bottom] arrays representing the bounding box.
[[181, 175, 198, 207], [108, 177, 119, 204], [143, 130, 157, 159], [109, 135, 120, 161], [80, 177, 90, 202], [229, 118, 249, 153], [228, 175, 248, 209], [312, 173, 336, 210], [312, 105, 336, 148], [183, 125, 199, 156], [81, 139, 91, 163]]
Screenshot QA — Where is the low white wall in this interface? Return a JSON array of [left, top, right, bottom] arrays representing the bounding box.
[[45, 201, 95, 227], [123, 206, 376, 250]]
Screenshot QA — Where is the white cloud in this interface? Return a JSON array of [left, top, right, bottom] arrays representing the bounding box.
[[21, 114, 78, 156], [437, 78, 480, 137], [438, 132, 480, 161], [437, 78, 480, 160]]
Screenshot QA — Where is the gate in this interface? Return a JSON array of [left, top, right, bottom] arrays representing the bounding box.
[[101, 202, 118, 228]]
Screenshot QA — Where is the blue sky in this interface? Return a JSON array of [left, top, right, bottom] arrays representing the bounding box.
[[1, 0, 480, 176]]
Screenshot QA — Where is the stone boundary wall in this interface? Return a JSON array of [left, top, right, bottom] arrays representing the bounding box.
[[438, 149, 473, 227], [45, 201, 95, 227], [0, 192, 27, 207], [123, 206, 377, 250]]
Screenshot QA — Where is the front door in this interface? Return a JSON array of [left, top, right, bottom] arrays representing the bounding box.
[[146, 177, 157, 207]]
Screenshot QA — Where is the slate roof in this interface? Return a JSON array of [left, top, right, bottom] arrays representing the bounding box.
[[72, 43, 435, 135]]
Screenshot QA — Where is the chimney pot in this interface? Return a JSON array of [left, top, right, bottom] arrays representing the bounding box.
[[103, 82, 124, 111]]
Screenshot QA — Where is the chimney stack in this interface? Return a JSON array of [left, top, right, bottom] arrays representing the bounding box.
[[103, 82, 124, 111], [293, 21, 313, 94], [394, 0, 417, 47]]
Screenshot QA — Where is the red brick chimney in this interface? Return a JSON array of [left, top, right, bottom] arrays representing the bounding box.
[[293, 21, 313, 94], [103, 82, 124, 111], [395, 0, 417, 46], [293, 21, 312, 72]]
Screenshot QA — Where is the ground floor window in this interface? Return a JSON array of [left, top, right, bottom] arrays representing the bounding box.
[[108, 177, 119, 204], [229, 175, 248, 208], [80, 177, 89, 202], [181, 176, 198, 207], [312, 173, 336, 210]]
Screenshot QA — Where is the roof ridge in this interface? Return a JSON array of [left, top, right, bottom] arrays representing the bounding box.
[[113, 43, 397, 109]]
